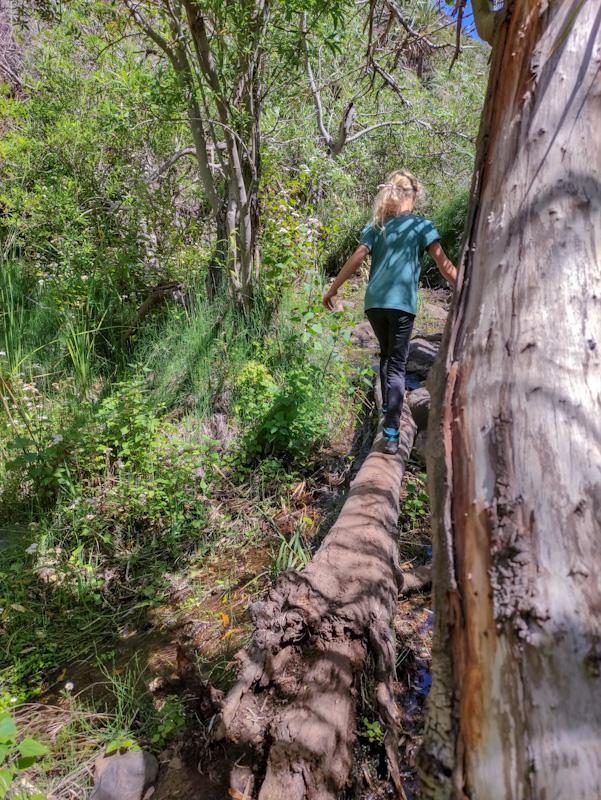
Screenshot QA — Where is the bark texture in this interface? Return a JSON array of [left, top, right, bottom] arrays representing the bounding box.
[[421, 2, 601, 798], [216, 406, 417, 800]]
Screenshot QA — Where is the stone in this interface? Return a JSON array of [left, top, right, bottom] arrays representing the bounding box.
[[91, 749, 159, 800], [407, 388, 431, 432], [406, 336, 441, 379], [412, 429, 429, 467], [423, 302, 448, 322]]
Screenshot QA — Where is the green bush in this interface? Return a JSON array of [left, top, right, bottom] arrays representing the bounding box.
[[321, 208, 368, 277], [422, 190, 469, 285], [4, 377, 214, 565], [233, 361, 278, 424], [242, 366, 329, 464]]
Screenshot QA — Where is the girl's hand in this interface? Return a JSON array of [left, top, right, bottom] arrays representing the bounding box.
[[323, 288, 337, 310]]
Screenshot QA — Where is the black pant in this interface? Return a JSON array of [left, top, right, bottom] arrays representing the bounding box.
[[366, 308, 414, 432]]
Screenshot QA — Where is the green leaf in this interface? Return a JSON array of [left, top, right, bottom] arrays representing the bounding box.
[[0, 767, 13, 799], [8, 437, 36, 450], [0, 717, 17, 744], [18, 737, 49, 759], [106, 737, 135, 754], [15, 756, 38, 770]]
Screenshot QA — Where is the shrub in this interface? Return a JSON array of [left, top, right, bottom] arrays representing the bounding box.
[[422, 190, 469, 285], [321, 208, 368, 277], [4, 377, 215, 568], [242, 366, 329, 464], [233, 361, 278, 425]]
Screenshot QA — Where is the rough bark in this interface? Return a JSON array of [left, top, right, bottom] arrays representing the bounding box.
[[421, 2, 601, 798], [216, 405, 418, 800]]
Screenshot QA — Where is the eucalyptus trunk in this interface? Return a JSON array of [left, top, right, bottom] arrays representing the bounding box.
[[421, 2, 601, 798]]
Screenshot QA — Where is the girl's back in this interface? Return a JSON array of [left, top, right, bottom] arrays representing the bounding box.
[[361, 213, 439, 315]]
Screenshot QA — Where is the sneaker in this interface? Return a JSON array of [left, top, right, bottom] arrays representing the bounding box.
[[382, 429, 400, 455]]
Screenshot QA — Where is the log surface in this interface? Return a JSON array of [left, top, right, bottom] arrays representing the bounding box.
[[217, 405, 417, 800]]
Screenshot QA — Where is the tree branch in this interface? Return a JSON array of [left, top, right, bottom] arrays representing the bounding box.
[[123, 1, 177, 66], [449, 0, 466, 71], [371, 58, 411, 106], [301, 12, 333, 150], [149, 146, 197, 181], [386, 0, 451, 52], [344, 118, 410, 145]]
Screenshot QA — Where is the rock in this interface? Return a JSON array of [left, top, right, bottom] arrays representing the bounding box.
[[406, 336, 441, 379], [413, 429, 429, 467], [423, 302, 448, 322], [350, 320, 377, 348], [407, 388, 430, 432], [91, 749, 159, 800]]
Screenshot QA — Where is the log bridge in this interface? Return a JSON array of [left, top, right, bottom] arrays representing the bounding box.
[[216, 336, 439, 800]]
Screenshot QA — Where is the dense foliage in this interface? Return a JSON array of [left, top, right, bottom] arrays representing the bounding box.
[[0, 0, 487, 793]]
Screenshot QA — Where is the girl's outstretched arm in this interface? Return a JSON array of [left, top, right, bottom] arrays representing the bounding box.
[[428, 241, 458, 287], [323, 244, 369, 310]]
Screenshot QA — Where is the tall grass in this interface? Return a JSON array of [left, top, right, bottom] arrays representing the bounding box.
[[138, 288, 289, 417], [62, 308, 107, 399], [0, 257, 27, 374]]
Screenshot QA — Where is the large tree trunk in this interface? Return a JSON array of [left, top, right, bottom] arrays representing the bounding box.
[[216, 405, 418, 800], [421, 2, 601, 798]]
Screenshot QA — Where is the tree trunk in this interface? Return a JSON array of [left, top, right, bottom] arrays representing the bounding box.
[[217, 179, 260, 311], [421, 2, 601, 798], [216, 406, 417, 800]]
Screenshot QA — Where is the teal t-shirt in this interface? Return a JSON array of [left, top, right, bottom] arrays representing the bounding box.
[[360, 214, 440, 315]]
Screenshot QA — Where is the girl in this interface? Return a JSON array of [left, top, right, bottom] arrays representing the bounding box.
[[323, 170, 457, 455]]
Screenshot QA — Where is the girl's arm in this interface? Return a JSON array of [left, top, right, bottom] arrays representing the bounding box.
[[428, 241, 458, 287], [323, 244, 369, 309]]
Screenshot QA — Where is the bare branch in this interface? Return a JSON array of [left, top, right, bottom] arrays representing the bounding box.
[[449, 0, 466, 71], [371, 58, 411, 106], [344, 118, 410, 145], [330, 102, 357, 156], [149, 146, 197, 181], [301, 12, 333, 150], [123, 0, 177, 66], [386, 0, 450, 51]]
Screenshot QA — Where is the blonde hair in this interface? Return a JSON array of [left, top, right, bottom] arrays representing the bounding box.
[[372, 170, 420, 228]]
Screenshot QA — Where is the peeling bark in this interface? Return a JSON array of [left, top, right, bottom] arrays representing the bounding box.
[[216, 406, 418, 800], [421, 1, 601, 798]]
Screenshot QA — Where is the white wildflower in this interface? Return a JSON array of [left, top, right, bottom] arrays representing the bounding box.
[[25, 543, 38, 554]]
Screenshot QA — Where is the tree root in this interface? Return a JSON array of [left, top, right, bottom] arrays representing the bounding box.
[[215, 405, 417, 800]]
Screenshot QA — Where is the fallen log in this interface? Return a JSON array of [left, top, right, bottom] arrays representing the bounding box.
[[216, 404, 418, 800]]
